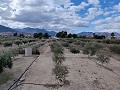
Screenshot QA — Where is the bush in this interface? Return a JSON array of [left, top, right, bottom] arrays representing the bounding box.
[[69, 47, 80, 54], [62, 42, 69, 47], [3, 41, 13, 47], [96, 49, 111, 65], [82, 43, 97, 57], [0, 52, 13, 73], [52, 64, 69, 82], [102, 39, 110, 44], [109, 45, 120, 54], [74, 40, 81, 45], [68, 39, 75, 43], [109, 39, 120, 44], [103, 39, 120, 44], [53, 54, 65, 65], [51, 43, 63, 54], [31, 43, 44, 55], [14, 40, 22, 46], [22, 40, 28, 44]]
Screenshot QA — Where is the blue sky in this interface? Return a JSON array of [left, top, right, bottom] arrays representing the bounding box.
[[0, 0, 120, 33]]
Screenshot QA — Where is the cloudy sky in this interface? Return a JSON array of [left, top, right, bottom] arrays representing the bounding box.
[[0, 0, 120, 33]]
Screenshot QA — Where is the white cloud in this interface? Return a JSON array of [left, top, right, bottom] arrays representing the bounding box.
[[114, 3, 120, 12], [93, 16, 120, 32], [96, 23, 120, 30], [84, 7, 103, 20], [92, 16, 120, 25], [88, 0, 100, 5], [0, 0, 89, 32], [70, 2, 89, 12]]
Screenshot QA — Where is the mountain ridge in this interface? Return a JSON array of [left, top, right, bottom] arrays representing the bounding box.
[[0, 25, 120, 37]]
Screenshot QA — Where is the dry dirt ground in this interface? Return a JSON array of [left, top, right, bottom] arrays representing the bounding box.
[[13, 46, 120, 90]]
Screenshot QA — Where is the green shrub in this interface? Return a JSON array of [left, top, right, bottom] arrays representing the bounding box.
[[103, 39, 120, 44], [0, 72, 13, 85], [82, 43, 97, 57], [96, 49, 111, 65], [0, 52, 13, 73], [68, 39, 75, 43], [109, 39, 120, 44], [80, 42, 85, 47], [109, 45, 120, 54], [62, 42, 69, 47], [51, 43, 63, 54], [3, 41, 13, 47], [82, 43, 104, 57], [22, 40, 28, 44], [14, 40, 22, 46], [53, 54, 65, 65], [69, 47, 80, 54], [102, 39, 110, 44], [74, 40, 83, 45], [52, 64, 69, 82], [31, 43, 44, 55]]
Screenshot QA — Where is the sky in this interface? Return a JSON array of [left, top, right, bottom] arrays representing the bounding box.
[[0, 0, 120, 33]]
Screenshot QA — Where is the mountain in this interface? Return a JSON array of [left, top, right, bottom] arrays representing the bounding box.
[[0, 25, 17, 32], [77, 32, 93, 36], [0, 25, 56, 36], [77, 32, 120, 37], [15, 27, 56, 36]]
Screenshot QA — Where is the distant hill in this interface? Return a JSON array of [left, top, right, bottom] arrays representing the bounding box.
[[0, 25, 119, 37], [0, 25, 17, 32], [0, 25, 56, 36], [15, 27, 56, 36], [77, 32, 93, 36], [77, 32, 120, 37]]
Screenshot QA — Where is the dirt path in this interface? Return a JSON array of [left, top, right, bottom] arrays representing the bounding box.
[[18, 45, 56, 90]]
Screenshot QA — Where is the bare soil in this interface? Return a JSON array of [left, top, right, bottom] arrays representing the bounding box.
[[1, 45, 120, 90], [17, 47, 120, 90]]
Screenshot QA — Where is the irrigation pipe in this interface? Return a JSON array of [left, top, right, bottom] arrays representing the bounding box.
[[8, 56, 39, 90]]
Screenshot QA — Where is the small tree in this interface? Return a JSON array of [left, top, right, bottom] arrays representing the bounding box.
[[72, 34, 78, 38], [43, 32, 49, 39], [111, 32, 115, 39], [52, 64, 69, 83], [96, 49, 111, 65], [56, 31, 67, 38], [83, 43, 103, 58], [19, 34, 25, 38], [33, 33, 43, 39], [67, 33, 72, 38], [82, 43, 96, 58], [53, 54, 65, 65], [13, 33, 18, 37], [0, 52, 13, 73]]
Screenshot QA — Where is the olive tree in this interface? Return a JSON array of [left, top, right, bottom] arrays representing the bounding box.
[[0, 52, 13, 73], [52, 64, 69, 83], [96, 49, 111, 65], [82, 43, 103, 58]]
